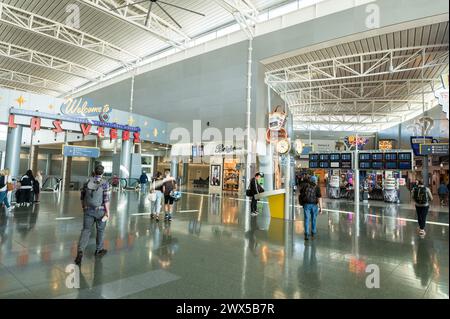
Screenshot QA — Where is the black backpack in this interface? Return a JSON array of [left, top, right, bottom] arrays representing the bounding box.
[[0, 176, 5, 189], [414, 187, 429, 205], [301, 184, 317, 204]]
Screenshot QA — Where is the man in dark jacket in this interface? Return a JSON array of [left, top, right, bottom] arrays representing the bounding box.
[[249, 173, 264, 216], [300, 175, 323, 241]]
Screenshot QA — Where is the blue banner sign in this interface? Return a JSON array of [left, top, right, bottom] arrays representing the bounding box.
[[63, 145, 101, 158]]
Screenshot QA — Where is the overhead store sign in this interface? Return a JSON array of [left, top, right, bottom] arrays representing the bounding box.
[[63, 145, 101, 158], [8, 108, 141, 143]]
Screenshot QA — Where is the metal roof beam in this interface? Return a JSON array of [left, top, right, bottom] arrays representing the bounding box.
[[266, 44, 449, 84], [0, 82, 47, 95], [214, 0, 258, 39], [0, 2, 139, 64], [0, 67, 72, 94], [78, 0, 189, 49], [0, 40, 105, 80]]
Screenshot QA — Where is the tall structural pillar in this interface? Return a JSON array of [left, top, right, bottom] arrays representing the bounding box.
[[120, 139, 132, 181], [5, 125, 23, 178], [45, 153, 52, 176], [182, 162, 189, 186], [284, 111, 295, 220], [30, 145, 39, 173], [422, 156, 429, 187], [61, 143, 72, 192], [171, 159, 178, 180]]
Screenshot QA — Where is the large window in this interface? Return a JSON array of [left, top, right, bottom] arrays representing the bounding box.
[[101, 161, 113, 174]]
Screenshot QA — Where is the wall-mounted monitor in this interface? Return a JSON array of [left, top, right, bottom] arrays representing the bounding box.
[[385, 161, 398, 170], [330, 162, 340, 168], [330, 154, 340, 161], [341, 153, 352, 161], [319, 154, 329, 161], [309, 162, 319, 169], [372, 153, 383, 161], [399, 161, 412, 170], [341, 161, 352, 169], [398, 153, 412, 161], [319, 161, 329, 168], [359, 153, 371, 161], [309, 154, 319, 161], [371, 162, 383, 170], [384, 153, 397, 161], [359, 162, 371, 170]]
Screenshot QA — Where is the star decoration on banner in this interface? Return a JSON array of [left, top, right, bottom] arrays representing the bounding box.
[[128, 117, 135, 125], [16, 95, 26, 107], [153, 128, 158, 137], [48, 104, 54, 110]]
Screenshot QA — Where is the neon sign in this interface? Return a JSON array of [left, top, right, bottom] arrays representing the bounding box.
[[60, 98, 111, 118]]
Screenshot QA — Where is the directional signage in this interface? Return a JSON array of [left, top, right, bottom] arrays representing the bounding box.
[[63, 145, 101, 158], [410, 136, 436, 156], [419, 143, 449, 155]]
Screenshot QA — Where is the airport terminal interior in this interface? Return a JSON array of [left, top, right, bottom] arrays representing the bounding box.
[[0, 0, 449, 300]]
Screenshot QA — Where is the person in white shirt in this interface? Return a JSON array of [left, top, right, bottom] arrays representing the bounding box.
[[0, 169, 14, 214]]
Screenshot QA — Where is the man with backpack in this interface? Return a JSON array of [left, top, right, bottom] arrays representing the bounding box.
[[300, 175, 322, 241], [412, 180, 433, 237], [162, 170, 177, 221], [247, 173, 264, 217], [139, 171, 149, 193], [75, 165, 110, 265]]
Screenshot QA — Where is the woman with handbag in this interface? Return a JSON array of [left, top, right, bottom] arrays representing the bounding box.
[[150, 172, 164, 221]]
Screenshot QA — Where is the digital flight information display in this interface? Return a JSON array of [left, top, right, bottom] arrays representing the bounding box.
[[384, 153, 397, 161], [356, 151, 413, 171], [309, 153, 353, 170]]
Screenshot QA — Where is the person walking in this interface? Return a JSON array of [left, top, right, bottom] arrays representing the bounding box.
[[34, 170, 43, 203], [151, 172, 164, 222], [300, 175, 323, 241], [437, 181, 449, 206], [18, 170, 35, 207], [248, 173, 264, 217], [412, 180, 433, 237], [75, 165, 110, 265], [0, 170, 14, 215], [139, 171, 149, 194], [162, 170, 176, 222], [3, 169, 14, 208]]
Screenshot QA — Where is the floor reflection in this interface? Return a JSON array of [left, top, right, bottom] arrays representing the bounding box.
[[0, 190, 447, 299]]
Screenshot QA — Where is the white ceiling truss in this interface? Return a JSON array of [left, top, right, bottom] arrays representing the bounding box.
[[266, 40, 449, 132], [0, 40, 105, 81], [0, 2, 139, 64], [214, 0, 258, 39], [266, 44, 449, 84], [0, 67, 73, 94], [78, 0, 190, 49]]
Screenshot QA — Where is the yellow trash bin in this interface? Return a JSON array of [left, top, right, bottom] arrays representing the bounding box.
[[255, 189, 286, 219]]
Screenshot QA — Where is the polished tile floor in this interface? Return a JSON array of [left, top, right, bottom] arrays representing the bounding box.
[[0, 189, 448, 299]]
